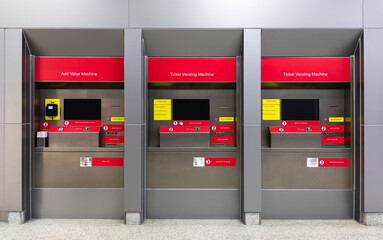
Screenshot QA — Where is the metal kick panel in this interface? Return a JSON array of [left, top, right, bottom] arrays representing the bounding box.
[[147, 151, 239, 188], [160, 132, 210, 147], [33, 151, 123, 188], [262, 89, 347, 148], [262, 152, 352, 189], [38, 89, 124, 148], [148, 89, 236, 148]]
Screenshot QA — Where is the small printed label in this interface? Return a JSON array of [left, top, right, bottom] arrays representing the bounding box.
[[154, 99, 172, 120], [329, 117, 344, 122], [80, 157, 92, 167], [193, 157, 205, 167], [219, 117, 235, 122], [36, 131, 48, 138], [111, 117, 124, 122], [307, 158, 319, 168], [262, 99, 280, 120]]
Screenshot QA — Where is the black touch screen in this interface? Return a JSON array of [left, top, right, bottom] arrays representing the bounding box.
[[64, 99, 101, 120], [173, 99, 209, 120], [282, 99, 319, 120]]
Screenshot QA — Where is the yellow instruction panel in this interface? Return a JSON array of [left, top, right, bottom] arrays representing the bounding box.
[[111, 117, 125, 122], [329, 117, 344, 123], [219, 117, 234, 122], [262, 99, 280, 120], [154, 99, 172, 120]]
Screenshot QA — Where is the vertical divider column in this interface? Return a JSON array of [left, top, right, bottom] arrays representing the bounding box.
[[0, 29, 5, 219], [243, 29, 262, 225], [124, 29, 144, 225]]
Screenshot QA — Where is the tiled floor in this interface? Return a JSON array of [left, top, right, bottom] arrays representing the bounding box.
[[1, 219, 383, 240]]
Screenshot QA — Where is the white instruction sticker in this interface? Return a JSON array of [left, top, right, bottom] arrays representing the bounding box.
[[193, 157, 205, 167], [307, 158, 319, 168], [80, 157, 92, 167]]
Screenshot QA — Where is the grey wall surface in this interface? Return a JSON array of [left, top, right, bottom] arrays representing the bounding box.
[[243, 29, 262, 213], [364, 0, 383, 28], [0, 29, 4, 212], [0, 0, 128, 28], [364, 28, 383, 212], [0, 29, 23, 212], [129, 0, 363, 28]]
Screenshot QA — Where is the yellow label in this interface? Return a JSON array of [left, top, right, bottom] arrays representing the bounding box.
[[45, 99, 60, 120], [219, 117, 234, 122], [329, 117, 344, 123], [262, 99, 280, 120], [345, 117, 351, 123], [154, 99, 171, 120], [111, 117, 124, 122]]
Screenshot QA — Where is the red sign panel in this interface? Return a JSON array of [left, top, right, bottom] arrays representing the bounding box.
[[261, 58, 350, 82], [35, 57, 124, 82], [160, 126, 210, 133], [205, 158, 236, 166], [49, 126, 100, 133], [211, 125, 235, 132], [40, 122, 51, 131], [102, 125, 124, 132], [173, 120, 210, 126], [321, 125, 345, 132], [103, 136, 124, 143], [322, 136, 344, 144], [93, 158, 123, 167], [270, 127, 321, 133], [148, 58, 236, 82], [64, 120, 101, 127], [319, 158, 350, 167], [281, 121, 320, 127], [211, 136, 235, 144]]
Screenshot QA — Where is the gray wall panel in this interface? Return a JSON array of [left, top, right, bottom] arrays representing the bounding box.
[[146, 189, 240, 219], [124, 124, 143, 212], [0, 125, 3, 210], [364, 126, 383, 212], [4, 124, 22, 211], [0, 29, 4, 124], [125, 29, 143, 124], [0, 0, 128, 28], [4, 29, 22, 124], [262, 190, 353, 219], [129, 0, 362, 28], [364, 29, 383, 125], [32, 188, 124, 219], [363, 0, 383, 28], [243, 125, 261, 212], [243, 29, 261, 125]]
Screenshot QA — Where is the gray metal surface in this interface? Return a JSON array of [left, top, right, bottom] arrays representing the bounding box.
[[0, 211, 7, 222], [363, 0, 383, 28], [160, 132, 210, 147], [0, 29, 4, 123], [33, 150, 123, 188], [142, 30, 242, 57], [32, 188, 124, 219], [363, 29, 383, 125], [364, 126, 383, 212], [125, 29, 143, 124], [262, 190, 353, 219], [0, 125, 3, 210], [0, 0, 128, 28], [24, 29, 124, 57], [243, 125, 261, 212], [146, 189, 240, 219], [4, 29, 22, 124], [243, 29, 261, 125], [147, 151, 239, 188], [124, 124, 143, 212], [262, 29, 362, 57], [262, 151, 352, 189], [270, 131, 322, 148], [49, 131, 100, 147], [129, 0, 362, 28]]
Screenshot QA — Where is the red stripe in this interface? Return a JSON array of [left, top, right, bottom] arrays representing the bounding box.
[[49, 126, 100, 133], [211, 136, 234, 144], [281, 121, 319, 127], [173, 120, 210, 126], [64, 120, 101, 127], [160, 126, 210, 133], [93, 158, 123, 166], [102, 125, 124, 132], [270, 127, 321, 133], [103, 136, 124, 143], [321, 125, 344, 132], [211, 125, 234, 132], [205, 158, 236, 166], [322, 136, 344, 144], [319, 158, 350, 167]]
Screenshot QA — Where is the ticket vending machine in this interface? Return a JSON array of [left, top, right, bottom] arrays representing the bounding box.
[[261, 57, 354, 219], [146, 57, 241, 219], [32, 57, 124, 218]]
